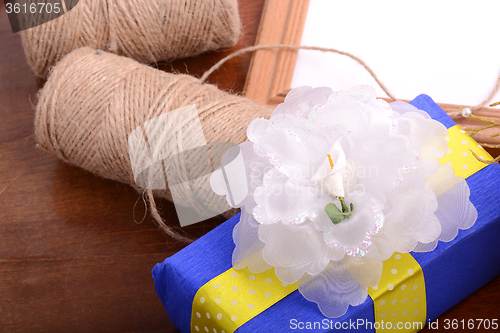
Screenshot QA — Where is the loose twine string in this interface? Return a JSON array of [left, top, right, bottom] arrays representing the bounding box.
[[201, 44, 500, 162], [201, 44, 500, 114], [36, 45, 500, 243], [200, 44, 397, 101]]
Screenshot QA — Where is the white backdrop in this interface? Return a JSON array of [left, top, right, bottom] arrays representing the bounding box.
[[292, 0, 500, 107]]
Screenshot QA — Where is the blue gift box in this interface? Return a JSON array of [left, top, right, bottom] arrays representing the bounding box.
[[152, 95, 500, 332]]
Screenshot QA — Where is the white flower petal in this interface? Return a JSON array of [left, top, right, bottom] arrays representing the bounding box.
[[369, 173, 441, 261], [298, 261, 368, 318], [321, 193, 384, 254], [238, 141, 272, 209], [250, 114, 331, 180], [342, 255, 383, 288], [254, 169, 322, 224], [394, 112, 448, 178], [259, 222, 331, 284], [232, 207, 270, 273], [414, 164, 477, 251], [273, 86, 333, 119], [314, 86, 393, 150], [354, 135, 418, 199], [390, 100, 431, 119]]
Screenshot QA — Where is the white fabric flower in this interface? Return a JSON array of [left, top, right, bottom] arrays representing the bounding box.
[[211, 86, 477, 317]]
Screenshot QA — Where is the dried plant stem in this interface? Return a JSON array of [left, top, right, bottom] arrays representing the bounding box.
[[483, 143, 500, 148], [471, 150, 500, 164], [464, 114, 500, 136]]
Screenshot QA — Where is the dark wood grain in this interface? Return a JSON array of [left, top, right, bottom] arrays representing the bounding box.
[[0, 0, 498, 332]]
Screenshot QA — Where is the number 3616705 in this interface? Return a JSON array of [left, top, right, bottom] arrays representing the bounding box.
[[6, 2, 62, 14]]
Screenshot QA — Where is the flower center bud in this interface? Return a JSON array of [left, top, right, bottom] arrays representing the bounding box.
[[310, 137, 348, 198]]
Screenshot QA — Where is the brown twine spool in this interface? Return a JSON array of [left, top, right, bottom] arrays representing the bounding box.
[[21, 0, 241, 78], [35, 47, 271, 241]]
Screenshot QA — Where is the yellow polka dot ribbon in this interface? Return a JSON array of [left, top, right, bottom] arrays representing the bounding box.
[[191, 125, 490, 333], [368, 253, 426, 332], [191, 267, 298, 333], [439, 125, 491, 179]]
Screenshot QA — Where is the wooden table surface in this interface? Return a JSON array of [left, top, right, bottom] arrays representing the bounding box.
[[0, 1, 498, 332]]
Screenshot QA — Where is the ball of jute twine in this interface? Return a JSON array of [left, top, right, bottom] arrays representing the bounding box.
[[35, 47, 272, 242], [21, 0, 241, 78]]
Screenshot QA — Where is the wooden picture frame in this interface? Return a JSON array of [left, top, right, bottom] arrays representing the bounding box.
[[243, 0, 310, 105]]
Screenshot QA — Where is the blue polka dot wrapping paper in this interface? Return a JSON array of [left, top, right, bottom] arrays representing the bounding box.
[[152, 95, 500, 333]]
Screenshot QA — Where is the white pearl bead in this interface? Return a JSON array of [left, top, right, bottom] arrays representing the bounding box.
[[461, 107, 472, 117]]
